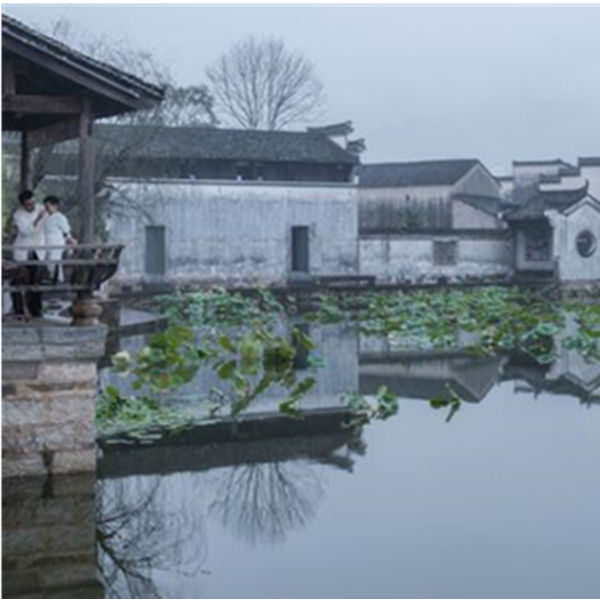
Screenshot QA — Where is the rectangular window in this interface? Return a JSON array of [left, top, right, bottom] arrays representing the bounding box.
[[433, 240, 457, 266], [145, 225, 166, 275], [291, 226, 310, 272]]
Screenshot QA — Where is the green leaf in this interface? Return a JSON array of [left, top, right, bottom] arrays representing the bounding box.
[[216, 359, 236, 380], [218, 335, 236, 353], [279, 399, 302, 418]]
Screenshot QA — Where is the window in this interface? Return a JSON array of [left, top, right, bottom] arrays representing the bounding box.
[[291, 226, 310, 272], [576, 230, 597, 258], [433, 240, 457, 266], [145, 225, 166, 275], [524, 229, 551, 262]]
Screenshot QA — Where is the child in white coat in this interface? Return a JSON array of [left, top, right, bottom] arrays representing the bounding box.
[[43, 196, 77, 283]]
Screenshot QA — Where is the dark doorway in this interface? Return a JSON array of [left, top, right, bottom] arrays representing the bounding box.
[[291, 226, 309, 273], [145, 225, 166, 275]]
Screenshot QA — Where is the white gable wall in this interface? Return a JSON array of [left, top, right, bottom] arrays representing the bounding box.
[[548, 200, 600, 282], [453, 163, 501, 198]]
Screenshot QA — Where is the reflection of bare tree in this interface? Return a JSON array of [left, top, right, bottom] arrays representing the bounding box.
[[96, 475, 207, 599], [209, 460, 325, 545]]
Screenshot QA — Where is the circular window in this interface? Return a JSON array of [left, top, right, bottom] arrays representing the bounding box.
[[576, 230, 597, 258]]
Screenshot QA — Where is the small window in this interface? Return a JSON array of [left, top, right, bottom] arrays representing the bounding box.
[[433, 240, 457, 266], [576, 230, 597, 258], [145, 225, 166, 275], [291, 226, 310, 272]]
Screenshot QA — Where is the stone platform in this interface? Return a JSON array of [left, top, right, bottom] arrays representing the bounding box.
[[2, 323, 107, 478]]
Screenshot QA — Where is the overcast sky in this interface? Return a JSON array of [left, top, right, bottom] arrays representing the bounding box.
[[4, 3, 600, 174]]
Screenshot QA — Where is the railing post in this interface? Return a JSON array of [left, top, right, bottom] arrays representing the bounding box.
[[78, 96, 95, 244]]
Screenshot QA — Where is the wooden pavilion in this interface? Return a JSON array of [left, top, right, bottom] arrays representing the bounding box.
[[2, 14, 164, 242]]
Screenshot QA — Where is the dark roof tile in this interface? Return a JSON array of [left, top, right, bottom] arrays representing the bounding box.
[[2, 14, 164, 104], [358, 159, 479, 188], [91, 124, 358, 164]]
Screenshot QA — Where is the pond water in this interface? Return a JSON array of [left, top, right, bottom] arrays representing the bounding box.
[[3, 320, 600, 599]]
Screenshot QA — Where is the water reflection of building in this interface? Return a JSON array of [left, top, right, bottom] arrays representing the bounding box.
[[359, 342, 506, 403], [358, 326, 600, 406], [2, 475, 103, 599]]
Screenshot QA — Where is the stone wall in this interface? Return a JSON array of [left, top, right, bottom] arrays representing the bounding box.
[[2, 474, 102, 598], [359, 232, 513, 284], [106, 178, 358, 287], [2, 325, 107, 478]]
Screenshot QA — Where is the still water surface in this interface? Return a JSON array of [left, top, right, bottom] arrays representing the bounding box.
[[3, 322, 600, 599]]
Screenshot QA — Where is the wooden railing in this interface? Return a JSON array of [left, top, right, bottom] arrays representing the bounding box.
[[2, 243, 124, 295]]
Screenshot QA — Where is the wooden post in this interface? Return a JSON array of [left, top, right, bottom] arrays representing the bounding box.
[[19, 132, 31, 191], [78, 96, 95, 243]]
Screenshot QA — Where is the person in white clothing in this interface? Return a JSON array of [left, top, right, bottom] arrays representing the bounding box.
[[11, 190, 47, 317], [43, 195, 77, 283]]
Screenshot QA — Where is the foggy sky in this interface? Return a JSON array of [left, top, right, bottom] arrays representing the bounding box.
[[4, 3, 600, 174]]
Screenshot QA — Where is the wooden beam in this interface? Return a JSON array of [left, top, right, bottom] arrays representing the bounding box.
[[78, 96, 96, 243], [3, 36, 155, 111], [3, 57, 16, 95], [2, 94, 82, 114], [26, 117, 80, 148], [20, 132, 31, 190]]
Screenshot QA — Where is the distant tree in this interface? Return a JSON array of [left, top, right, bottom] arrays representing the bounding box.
[[206, 36, 325, 130]]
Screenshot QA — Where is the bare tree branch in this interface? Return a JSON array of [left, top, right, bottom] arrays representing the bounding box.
[[206, 36, 325, 130]]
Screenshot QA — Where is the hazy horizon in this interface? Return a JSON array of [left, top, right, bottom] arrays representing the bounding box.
[[4, 3, 600, 174]]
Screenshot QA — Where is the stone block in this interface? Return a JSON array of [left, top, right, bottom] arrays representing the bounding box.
[[46, 393, 96, 424], [40, 325, 107, 346], [1, 454, 46, 478], [2, 326, 42, 346], [2, 343, 45, 362], [3, 425, 41, 456], [37, 363, 97, 385], [3, 421, 95, 456], [2, 398, 45, 427], [41, 342, 106, 361], [52, 449, 97, 474], [2, 361, 40, 380]]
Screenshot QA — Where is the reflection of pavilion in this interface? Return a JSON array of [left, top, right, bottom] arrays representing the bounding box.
[[359, 346, 506, 404]]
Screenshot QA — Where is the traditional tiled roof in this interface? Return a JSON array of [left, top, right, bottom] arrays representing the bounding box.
[[504, 182, 590, 221], [579, 157, 600, 167], [512, 158, 574, 168], [358, 159, 479, 188], [2, 14, 164, 108], [89, 124, 358, 164]]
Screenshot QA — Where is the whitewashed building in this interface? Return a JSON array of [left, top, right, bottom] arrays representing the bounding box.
[[49, 124, 360, 288], [358, 159, 513, 284], [502, 158, 600, 285]]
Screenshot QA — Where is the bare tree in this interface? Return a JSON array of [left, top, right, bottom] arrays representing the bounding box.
[[206, 36, 325, 130]]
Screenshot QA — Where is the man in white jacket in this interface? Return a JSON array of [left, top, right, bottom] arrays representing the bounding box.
[[11, 189, 46, 317]]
